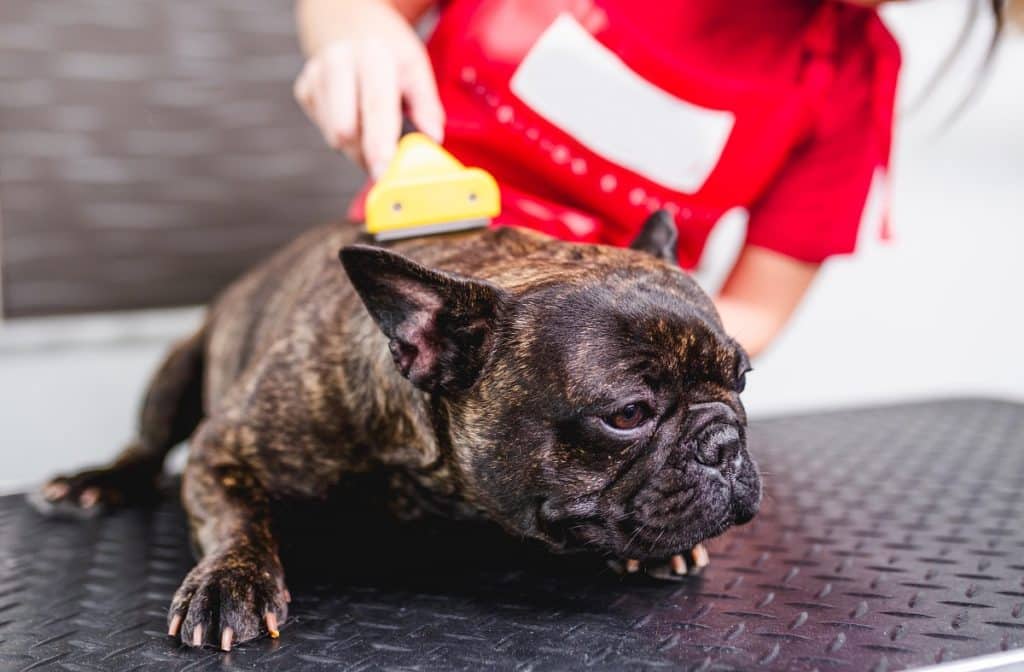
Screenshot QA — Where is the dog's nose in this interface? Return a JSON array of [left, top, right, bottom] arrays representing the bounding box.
[[687, 401, 742, 471], [694, 425, 741, 468]]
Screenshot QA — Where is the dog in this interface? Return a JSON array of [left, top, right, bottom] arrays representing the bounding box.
[[33, 210, 760, 650]]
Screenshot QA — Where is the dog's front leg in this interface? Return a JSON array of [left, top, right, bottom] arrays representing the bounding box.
[[167, 422, 288, 651]]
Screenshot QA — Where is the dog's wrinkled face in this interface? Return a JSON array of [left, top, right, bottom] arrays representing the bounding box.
[[341, 212, 760, 563], [461, 272, 759, 561]]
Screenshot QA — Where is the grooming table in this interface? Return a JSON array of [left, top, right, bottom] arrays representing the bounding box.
[[1, 399, 1022, 671]]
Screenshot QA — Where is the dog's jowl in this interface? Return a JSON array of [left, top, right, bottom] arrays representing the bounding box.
[[34, 210, 760, 649]]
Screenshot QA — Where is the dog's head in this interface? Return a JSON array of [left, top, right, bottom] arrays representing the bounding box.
[[340, 212, 760, 563]]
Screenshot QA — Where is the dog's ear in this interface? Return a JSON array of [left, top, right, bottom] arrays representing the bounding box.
[[630, 210, 678, 264], [340, 245, 508, 394]]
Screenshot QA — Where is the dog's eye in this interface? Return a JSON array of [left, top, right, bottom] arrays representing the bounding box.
[[602, 403, 651, 431]]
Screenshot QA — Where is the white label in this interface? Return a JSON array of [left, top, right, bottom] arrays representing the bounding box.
[[510, 14, 735, 194]]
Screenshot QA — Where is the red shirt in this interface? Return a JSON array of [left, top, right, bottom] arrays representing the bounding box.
[[415, 0, 900, 267]]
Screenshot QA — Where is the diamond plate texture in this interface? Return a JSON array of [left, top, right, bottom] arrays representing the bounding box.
[[1, 399, 1022, 671]]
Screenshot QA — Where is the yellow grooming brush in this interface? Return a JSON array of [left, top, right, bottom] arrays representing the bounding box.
[[365, 131, 500, 241]]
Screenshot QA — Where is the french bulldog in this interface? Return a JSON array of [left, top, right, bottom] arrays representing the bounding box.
[[33, 211, 760, 650]]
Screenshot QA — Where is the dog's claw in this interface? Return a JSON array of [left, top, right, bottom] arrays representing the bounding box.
[[43, 482, 69, 501], [79, 488, 100, 508], [221, 627, 234, 651], [670, 554, 687, 575], [625, 559, 641, 574], [168, 614, 182, 637], [266, 612, 280, 638], [192, 624, 203, 647]]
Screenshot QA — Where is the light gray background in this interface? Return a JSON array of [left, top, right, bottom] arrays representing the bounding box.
[[1, 1, 1022, 492]]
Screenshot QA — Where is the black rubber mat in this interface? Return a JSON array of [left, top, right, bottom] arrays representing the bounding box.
[[1, 399, 1023, 671]]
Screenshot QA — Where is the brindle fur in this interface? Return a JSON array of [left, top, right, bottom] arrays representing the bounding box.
[[36, 214, 759, 649]]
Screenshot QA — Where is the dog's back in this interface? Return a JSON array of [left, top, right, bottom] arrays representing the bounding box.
[[199, 223, 614, 410]]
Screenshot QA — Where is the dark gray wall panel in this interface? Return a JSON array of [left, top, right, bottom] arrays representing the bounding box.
[[0, 0, 364, 316]]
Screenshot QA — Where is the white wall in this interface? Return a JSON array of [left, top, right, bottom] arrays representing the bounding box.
[[0, 310, 200, 493], [1, 0, 1021, 492]]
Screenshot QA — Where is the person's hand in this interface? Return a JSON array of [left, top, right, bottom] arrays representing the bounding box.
[[294, 0, 444, 178]]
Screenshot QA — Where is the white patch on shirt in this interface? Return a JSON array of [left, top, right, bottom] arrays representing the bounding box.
[[510, 13, 735, 194]]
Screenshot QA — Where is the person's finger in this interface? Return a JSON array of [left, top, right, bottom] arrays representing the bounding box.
[[293, 58, 319, 120], [311, 63, 346, 151], [357, 43, 401, 178], [401, 47, 445, 143], [300, 60, 335, 150], [314, 74, 364, 166], [322, 44, 359, 150], [298, 55, 363, 166], [310, 68, 333, 147]]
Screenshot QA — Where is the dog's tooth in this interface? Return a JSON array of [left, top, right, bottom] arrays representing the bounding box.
[[625, 559, 641, 573], [691, 543, 710, 568], [670, 554, 687, 575]]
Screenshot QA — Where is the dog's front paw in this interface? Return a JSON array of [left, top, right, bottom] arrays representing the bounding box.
[[167, 550, 289, 651], [30, 461, 158, 518]]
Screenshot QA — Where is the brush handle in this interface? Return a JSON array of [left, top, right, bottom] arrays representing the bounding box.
[[401, 118, 419, 138]]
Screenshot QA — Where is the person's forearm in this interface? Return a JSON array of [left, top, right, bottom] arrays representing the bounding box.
[[714, 298, 783, 359], [713, 245, 819, 358], [296, 0, 436, 55]]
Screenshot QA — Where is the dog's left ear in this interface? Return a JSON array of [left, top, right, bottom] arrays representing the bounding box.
[[340, 245, 508, 394], [630, 210, 678, 264]]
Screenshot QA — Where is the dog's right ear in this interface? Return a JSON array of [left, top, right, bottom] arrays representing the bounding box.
[[339, 245, 508, 394], [630, 210, 678, 264]]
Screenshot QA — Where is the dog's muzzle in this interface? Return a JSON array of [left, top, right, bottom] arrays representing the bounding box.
[[533, 401, 761, 559]]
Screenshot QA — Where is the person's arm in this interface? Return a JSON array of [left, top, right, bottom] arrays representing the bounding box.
[[713, 13, 897, 357], [294, 0, 443, 177], [714, 245, 820, 358]]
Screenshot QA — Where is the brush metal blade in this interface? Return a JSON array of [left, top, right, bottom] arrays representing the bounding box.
[[373, 218, 490, 241]]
